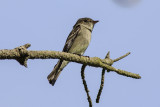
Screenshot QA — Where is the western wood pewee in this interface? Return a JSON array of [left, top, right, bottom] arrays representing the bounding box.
[[47, 17, 98, 86]]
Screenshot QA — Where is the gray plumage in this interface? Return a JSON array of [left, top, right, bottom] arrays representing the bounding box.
[[47, 17, 98, 86]]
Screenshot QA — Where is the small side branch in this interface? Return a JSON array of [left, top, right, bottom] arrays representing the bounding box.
[[113, 52, 130, 62], [96, 68, 106, 103], [81, 65, 92, 107], [96, 51, 111, 103], [15, 43, 31, 67]]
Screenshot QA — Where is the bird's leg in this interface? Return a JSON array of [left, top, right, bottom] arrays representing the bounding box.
[[84, 55, 90, 58], [73, 53, 90, 58]]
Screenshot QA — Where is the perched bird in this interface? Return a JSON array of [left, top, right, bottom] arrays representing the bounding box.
[[47, 17, 99, 86]]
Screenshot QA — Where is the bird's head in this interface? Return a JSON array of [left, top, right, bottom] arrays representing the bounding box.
[[74, 17, 99, 31]]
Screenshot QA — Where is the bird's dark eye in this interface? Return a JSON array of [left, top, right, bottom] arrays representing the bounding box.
[[84, 20, 87, 22]]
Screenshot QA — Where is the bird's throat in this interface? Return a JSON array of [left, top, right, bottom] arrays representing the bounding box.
[[81, 24, 92, 32]]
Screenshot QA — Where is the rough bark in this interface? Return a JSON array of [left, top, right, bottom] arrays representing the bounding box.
[[0, 43, 141, 79]]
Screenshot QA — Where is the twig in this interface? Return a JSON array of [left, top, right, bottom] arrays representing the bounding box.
[[96, 68, 106, 103], [96, 51, 110, 103], [113, 52, 130, 62], [81, 64, 92, 107]]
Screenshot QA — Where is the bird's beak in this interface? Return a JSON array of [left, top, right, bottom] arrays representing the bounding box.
[[93, 20, 99, 24]]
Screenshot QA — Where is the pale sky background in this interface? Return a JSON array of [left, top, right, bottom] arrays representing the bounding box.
[[0, 0, 160, 107]]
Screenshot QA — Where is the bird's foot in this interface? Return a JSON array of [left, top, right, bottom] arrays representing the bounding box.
[[73, 53, 90, 58]]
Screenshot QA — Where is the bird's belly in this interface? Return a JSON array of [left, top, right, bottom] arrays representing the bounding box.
[[69, 30, 91, 55]]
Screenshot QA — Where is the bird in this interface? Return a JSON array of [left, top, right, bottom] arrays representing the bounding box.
[[47, 17, 99, 86]]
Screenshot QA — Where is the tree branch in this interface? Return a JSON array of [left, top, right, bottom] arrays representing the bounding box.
[[0, 43, 141, 79]]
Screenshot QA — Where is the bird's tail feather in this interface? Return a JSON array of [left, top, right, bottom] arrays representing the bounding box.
[[47, 60, 69, 86]]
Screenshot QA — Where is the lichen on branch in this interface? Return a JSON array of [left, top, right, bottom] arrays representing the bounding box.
[[0, 43, 141, 79]]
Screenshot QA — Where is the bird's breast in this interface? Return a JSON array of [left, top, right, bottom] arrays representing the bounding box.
[[68, 28, 92, 55], [79, 28, 92, 43]]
